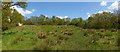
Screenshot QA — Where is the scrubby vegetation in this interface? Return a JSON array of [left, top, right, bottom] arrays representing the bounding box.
[[24, 12, 119, 29], [2, 25, 119, 50], [2, 2, 27, 31], [1, 1, 120, 50], [2, 2, 119, 31]]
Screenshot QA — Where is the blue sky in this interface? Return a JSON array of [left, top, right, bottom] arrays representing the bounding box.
[[12, 0, 118, 2], [21, 2, 114, 20]]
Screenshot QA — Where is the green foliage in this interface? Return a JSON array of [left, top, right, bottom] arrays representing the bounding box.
[[24, 11, 118, 29], [2, 1, 119, 50], [17, 2, 28, 8], [2, 2, 27, 31], [2, 1, 27, 9], [84, 12, 118, 29], [2, 8, 24, 30], [70, 18, 85, 27], [24, 15, 86, 28]]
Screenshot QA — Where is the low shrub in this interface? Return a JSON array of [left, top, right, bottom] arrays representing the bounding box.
[[100, 29, 105, 32], [54, 30, 57, 32], [37, 32, 46, 39], [111, 29, 117, 32], [64, 32, 73, 35], [83, 33, 88, 37]]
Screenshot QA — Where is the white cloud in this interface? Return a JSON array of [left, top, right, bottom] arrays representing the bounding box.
[[44, 15, 48, 17], [108, 1, 118, 10], [32, 9, 35, 12], [98, 10, 113, 13], [101, 1, 107, 6], [56, 16, 68, 19], [87, 13, 91, 17], [10, 6, 32, 16], [98, 11, 103, 13], [64, 16, 68, 18], [104, 10, 113, 13], [56, 16, 64, 19], [98, 1, 118, 14]]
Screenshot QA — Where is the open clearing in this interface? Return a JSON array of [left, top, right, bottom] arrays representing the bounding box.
[[2, 25, 119, 50]]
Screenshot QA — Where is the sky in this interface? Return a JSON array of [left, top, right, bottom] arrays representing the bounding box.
[[8, 0, 119, 2], [11, 1, 119, 20]]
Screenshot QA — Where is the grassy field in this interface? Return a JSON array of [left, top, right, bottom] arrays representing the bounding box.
[[0, 39, 1, 51], [2, 25, 119, 50]]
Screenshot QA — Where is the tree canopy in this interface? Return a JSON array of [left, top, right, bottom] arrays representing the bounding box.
[[24, 11, 119, 29], [2, 1, 119, 31], [2, 1, 27, 31]]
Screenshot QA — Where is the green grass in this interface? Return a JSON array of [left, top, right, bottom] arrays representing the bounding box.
[[0, 39, 1, 51], [0, 32, 2, 51], [2, 25, 119, 50]]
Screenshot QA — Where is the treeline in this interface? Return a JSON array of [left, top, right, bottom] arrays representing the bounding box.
[[2, 2, 119, 31], [24, 15, 85, 28], [24, 12, 119, 29], [84, 12, 119, 29]]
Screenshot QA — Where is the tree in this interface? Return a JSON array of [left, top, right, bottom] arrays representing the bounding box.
[[2, 1, 27, 31], [23, 11, 118, 29], [110, 14, 118, 29], [77, 18, 85, 27], [38, 15, 48, 25], [84, 16, 95, 28], [84, 11, 119, 29], [64, 17, 71, 25], [70, 18, 78, 25], [2, 0, 27, 9]]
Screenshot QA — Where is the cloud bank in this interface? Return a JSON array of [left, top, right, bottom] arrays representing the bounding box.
[[10, 6, 34, 16], [101, 1, 107, 6], [108, 1, 118, 10], [56, 16, 68, 19]]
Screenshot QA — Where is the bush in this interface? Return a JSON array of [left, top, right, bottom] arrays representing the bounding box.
[[111, 29, 117, 32], [36, 32, 46, 39], [83, 33, 88, 37], [64, 32, 73, 35]]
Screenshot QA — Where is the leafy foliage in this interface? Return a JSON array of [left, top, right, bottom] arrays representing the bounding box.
[[2, 2, 27, 31], [24, 11, 118, 29]]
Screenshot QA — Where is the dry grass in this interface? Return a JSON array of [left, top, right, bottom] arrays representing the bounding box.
[[37, 32, 46, 39]]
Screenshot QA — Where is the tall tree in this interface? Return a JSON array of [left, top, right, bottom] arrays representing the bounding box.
[[2, 1, 27, 31]]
